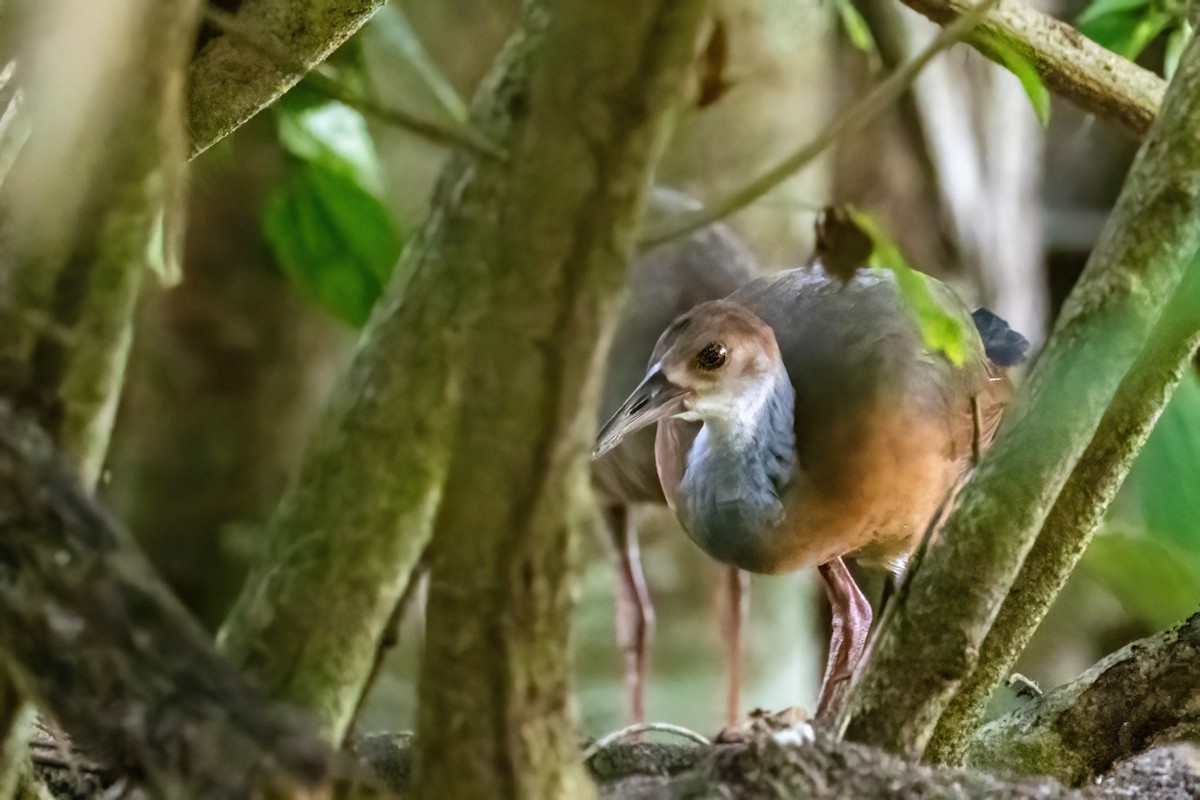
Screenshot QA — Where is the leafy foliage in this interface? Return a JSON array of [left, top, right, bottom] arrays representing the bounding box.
[[1083, 370, 1200, 627], [832, 0, 882, 69], [971, 30, 1052, 125], [263, 86, 403, 327], [849, 209, 971, 366], [1075, 0, 1190, 75]]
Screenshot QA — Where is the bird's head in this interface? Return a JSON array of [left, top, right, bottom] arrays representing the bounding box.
[[593, 300, 783, 458]]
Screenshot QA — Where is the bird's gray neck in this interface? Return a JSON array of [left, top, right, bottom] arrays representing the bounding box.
[[679, 368, 796, 572]]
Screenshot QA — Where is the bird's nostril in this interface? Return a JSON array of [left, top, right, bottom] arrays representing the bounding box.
[[630, 397, 650, 415]]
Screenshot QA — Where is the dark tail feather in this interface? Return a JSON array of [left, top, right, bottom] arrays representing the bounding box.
[[972, 308, 1030, 367]]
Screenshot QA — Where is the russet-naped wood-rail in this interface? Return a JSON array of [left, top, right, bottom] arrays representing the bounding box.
[[595, 260, 1028, 720], [592, 189, 756, 725]]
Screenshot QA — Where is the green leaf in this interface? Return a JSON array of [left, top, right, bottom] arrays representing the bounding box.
[[1081, 531, 1200, 628], [265, 90, 403, 327], [1129, 370, 1200, 552], [1087, 371, 1200, 628], [1076, 0, 1151, 29], [848, 210, 970, 366], [834, 0, 881, 68], [1164, 21, 1193, 80], [971, 30, 1051, 126], [1078, 5, 1171, 60], [277, 95, 384, 194], [263, 161, 402, 327]]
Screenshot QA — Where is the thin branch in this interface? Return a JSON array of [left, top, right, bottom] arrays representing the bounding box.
[[201, 7, 501, 157], [841, 23, 1200, 757], [898, 0, 1165, 137], [639, 0, 1002, 247], [967, 613, 1200, 784], [370, 4, 471, 125], [925, 256, 1200, 764]]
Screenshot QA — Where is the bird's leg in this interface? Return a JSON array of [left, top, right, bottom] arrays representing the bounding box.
[[722, 566, 749, 727], [815, 557, 872, 722], [604, 505, 654, 724]]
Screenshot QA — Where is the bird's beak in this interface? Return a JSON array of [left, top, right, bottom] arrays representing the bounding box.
[[593, 365, 688, 459]]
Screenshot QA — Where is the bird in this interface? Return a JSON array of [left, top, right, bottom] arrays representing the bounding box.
[[592, 188, 756, 726], [594, 253, 1029, 720]]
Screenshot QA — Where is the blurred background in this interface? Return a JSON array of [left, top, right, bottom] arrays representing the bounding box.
[[100, 0, 1199, 740]]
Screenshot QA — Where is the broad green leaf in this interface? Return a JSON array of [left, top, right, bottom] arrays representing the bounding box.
[[1080, 531, 1200, 628], [265, 89, 403, 327], [1079, 6, 1172, 60], [1076, 0, 1151, 29], [263, 161, 402, 327], [849, 210, 970, 366], [1164, 21, 1193, 80], [971, 30, 1051, 126], [1087, 371, 1200, 628], [834, 0, 881, 68], [1128, 370, 1200, 552]]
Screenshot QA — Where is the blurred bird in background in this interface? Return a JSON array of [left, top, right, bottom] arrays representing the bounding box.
[[592, 189, 757, 726]]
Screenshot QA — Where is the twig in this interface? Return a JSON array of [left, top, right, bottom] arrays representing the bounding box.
[[370, 5, 470, 125], [202, 7, 502, 157], [639, 0, 1002, 247], [582, 723, 712, 762]]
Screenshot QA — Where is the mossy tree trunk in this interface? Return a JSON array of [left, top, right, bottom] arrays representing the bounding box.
[[0, 0, 203, 794], [842, 17, 1200, 757], [219, 7, 707, 791], [413, 2, 709, 792]]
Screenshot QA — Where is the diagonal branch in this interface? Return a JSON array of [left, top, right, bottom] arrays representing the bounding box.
[[925, 255, 1200, 764], [898, 0, 1165, 136], [841, 21, 1200, 758], [639, 0, 1000, 246], [967, 613, 1200, 784], [0, 405, 331, 796]]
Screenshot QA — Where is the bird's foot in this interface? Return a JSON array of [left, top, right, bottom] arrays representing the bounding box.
[[714, 706, 811, 744]]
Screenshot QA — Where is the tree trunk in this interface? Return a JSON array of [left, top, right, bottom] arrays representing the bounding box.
[[0, 0, 204, 792], [218, 5, 708, 782], [926, 253, 1200, 762], [842, 19, 1200, 757], [413, 3, 708, 796]]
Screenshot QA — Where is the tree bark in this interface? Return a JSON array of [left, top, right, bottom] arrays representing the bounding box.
[[967, 613, 1200, 784], [350, 727, 1200, 800], [0, 0, 204, 793], [188, 0, 385, 157], [0, 406, 331, 796], [897, 0, 1165, 137], [218, 1, 707, 778], [415, 1, 706, 791], [926, 254, 1200, 763], [842, 23, 1200, 757], [1, 0, 200, 487]]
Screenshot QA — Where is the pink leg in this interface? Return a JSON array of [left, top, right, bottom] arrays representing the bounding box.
[[722, 566, 749, 727], [815, 557, 873, 721], [604, 505, 654, 724]]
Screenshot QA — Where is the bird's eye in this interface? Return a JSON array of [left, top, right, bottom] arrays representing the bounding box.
[[695, 342, 727, 371]]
